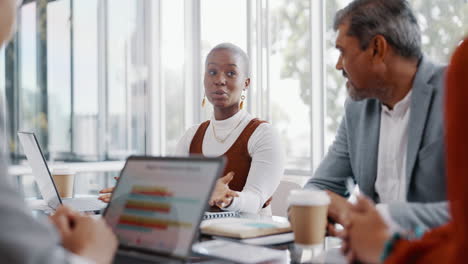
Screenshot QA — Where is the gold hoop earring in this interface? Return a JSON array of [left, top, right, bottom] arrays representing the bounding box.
[[202, 95, 206, 108], [240, 94, 246, 109]]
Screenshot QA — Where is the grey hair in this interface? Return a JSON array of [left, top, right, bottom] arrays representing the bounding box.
[[205, 43, 251, 78], [334, 0, 422, 59]]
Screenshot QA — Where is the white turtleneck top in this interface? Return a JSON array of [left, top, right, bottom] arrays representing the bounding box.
[[175, 110, 284, 214]]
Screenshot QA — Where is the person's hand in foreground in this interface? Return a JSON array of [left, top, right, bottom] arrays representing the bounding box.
[[209, 171, 239, 209], [326, 190, 353, 224], [49, 206, 118, 264], [98, 187, 114, 203], [342, 195, 391, 264], [98, 177, 119, 203], [325, 190, 353, 237]]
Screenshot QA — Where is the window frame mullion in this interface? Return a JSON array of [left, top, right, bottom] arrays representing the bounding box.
[[310, 0, 326, 172], [97, 0, 109, 160], [145, 0, 164, 156], [184, 0, 202, 127]]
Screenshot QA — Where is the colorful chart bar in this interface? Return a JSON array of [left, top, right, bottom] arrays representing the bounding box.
[[128, 193, 200, 204], [131, 186, 173, 197], [117, 215, 193, 231], [116, 224, 153, 233], [124, 200, 171, 213]]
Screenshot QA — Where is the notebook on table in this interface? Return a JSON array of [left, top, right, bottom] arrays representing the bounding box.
[[17, 132, 105, 213], [200, 217, 292, 239], [103, 156, 226, 263]]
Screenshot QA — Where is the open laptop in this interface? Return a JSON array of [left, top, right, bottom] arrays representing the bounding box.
[[103, 156, 225, 263], [18, 132, 105, 212]]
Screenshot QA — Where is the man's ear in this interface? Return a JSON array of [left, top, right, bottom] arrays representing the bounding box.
[[371, 35, 388, 62]]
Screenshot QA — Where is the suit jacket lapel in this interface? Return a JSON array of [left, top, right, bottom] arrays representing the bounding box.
[[360, 100, 381, 199], [406, 57, 436, 192]]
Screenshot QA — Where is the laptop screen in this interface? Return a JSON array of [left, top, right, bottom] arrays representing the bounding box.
[[17, 132, 61, 209], [104, 156, 224, 259]]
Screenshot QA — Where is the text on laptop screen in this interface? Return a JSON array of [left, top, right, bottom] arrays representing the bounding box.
[[104, 157, 222, 258]]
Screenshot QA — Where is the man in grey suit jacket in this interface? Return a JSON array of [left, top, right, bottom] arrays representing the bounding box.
[[0, 0, 117, 263], [305, 0, 449, 230]]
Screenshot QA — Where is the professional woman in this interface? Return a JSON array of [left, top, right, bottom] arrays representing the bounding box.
[[100, 43, 284, 215]]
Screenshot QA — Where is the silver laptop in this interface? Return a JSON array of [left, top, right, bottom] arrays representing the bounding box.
[[104, 156, 225, 263], [18, 132, 105, 212]]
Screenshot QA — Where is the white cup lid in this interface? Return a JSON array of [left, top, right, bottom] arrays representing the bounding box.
[[52, 167, 75, 175], [288, 189, 330, 206]]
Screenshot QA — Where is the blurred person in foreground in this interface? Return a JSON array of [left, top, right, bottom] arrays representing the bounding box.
[[0, 0, 117, 263], [341, 37, 468, 264], [305, 0, 448, 232], [99, 43, 284, 214]]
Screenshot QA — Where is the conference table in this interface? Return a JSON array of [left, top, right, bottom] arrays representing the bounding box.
[[29, 202, 346, 263], [196, 212, 347, 264]]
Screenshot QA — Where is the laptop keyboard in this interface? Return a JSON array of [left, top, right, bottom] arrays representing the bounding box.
[[63, 198, 106, 212], [114, 249, 191, 264]]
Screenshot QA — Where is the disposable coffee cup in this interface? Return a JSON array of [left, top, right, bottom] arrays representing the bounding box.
[[288, 190, 330, 247], [52, 167, 75, 198]]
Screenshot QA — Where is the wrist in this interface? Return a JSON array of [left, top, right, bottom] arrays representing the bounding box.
[[67, 244, 85, 257], [63, 236, 87, 257], [380, 232, 401, 262]]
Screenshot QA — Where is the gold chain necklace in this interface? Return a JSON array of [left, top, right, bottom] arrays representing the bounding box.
[[211, 115, 245, 143]]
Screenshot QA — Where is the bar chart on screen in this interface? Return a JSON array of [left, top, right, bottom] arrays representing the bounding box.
[[103, 158, 222, 256], [112, 184, 203, 251]]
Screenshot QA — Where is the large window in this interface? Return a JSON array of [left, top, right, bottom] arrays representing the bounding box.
[[2, 0, 468, 198], [324, 0, 351, 149], [268, 0, 313, 172], [107, 0, 146, 159], [18, 3, 40, 146], [413, 0, 468, 62], [47, 0, 71, 156], [6, 0, 149, 197], [73, 0, 99, 158], [161, 0, 185, 155], [324, 0, 468, 148], [201, 0, 247, 57], [200, 0, 248, 123], [8, 0, 148, 164]]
